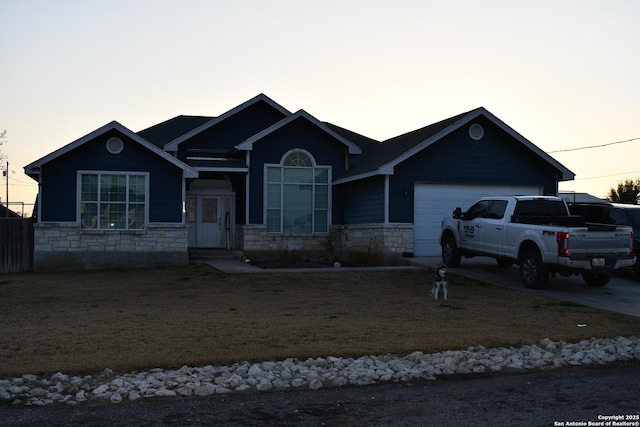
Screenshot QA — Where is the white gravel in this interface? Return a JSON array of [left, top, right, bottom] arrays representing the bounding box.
[[1, 336, 638, 407]]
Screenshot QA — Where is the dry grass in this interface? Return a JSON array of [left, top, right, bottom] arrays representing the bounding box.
[[1, 264, 639, 378]]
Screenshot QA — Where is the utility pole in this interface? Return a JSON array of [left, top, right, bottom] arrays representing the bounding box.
[[4, 161, 7, 218]]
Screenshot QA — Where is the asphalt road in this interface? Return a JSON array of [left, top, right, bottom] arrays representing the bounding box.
[[414, 256, 640, 317], [2, 360, 639, 426]]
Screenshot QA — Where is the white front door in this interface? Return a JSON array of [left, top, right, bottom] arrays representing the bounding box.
[[187, 194, 234, 248], [199, 197, 221, 247]]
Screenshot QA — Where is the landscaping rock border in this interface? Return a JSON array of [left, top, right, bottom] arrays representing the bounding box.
[[1, 336, 638, 407]]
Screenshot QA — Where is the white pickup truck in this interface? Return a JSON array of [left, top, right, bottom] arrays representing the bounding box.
[[440, 196, 636, 288]]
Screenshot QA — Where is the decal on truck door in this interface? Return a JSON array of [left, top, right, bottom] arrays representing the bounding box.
[[464, 225, 475, 238]]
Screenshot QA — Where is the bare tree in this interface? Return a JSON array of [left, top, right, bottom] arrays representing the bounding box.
[[608, 178, 640, 204], [0, 130, 6, 167], [0, 129, 7, 162]]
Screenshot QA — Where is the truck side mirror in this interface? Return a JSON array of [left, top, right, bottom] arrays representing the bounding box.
[[453, 207, 462, 219]]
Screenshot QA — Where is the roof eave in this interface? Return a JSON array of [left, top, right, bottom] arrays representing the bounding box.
[[164, 93, 292, 152], [333, 169, 387, 185], [184, 167, 199, 178], [25, 120, 121, 175], [24, 121, 199, 180], [236, 110, 362, 154], [477, 108, 575, 181], [376, 107, 574, 183], [193, 167, 248, 173]]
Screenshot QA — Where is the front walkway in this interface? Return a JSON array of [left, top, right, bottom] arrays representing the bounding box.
[[202, 259, 423, 273]]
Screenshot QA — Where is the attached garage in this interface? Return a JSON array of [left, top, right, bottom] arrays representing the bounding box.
[[413, 183, 542, 256], [328, 106, 575, 263]]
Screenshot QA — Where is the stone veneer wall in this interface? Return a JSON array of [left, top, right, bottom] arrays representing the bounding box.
[[236, 224, 332, 262], [330, 224, 414, 265], [237, 223, 414, 265], [33, 223, 189, 271]]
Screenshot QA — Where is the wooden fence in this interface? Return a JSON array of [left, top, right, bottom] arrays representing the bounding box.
[[0, 218, 34, 273]]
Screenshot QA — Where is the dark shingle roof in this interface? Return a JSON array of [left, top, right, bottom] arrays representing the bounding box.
[[331, 110, 472, 180], [131, 102, 573, 183], [380, 110, 470, 155], [323, 122, 381, 150], [137, 115, 214, 148]]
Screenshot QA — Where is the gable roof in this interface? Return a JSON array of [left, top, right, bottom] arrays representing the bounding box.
[[163, 93, 292, 152], [323, 122, 382, 152], [236, 110, 362, 154], [138, 115, 214, 148], [333, 107, 574, 184], [0, 205, 22, 218], [24, 121, 199, 180], [559, 192, 610, 204]]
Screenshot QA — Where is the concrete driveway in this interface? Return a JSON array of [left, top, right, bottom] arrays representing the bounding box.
[[412, 256, 640, 317]]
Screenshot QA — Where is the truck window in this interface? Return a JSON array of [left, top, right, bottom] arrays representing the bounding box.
[[548, 201, 568, 216], [581, 206, 607, 222], [514, 200, 567, 216], [486, 200, 508, 219], [464, 200, 490, 220], [626, 209, 640, 228], [609, 209, 629, 226]]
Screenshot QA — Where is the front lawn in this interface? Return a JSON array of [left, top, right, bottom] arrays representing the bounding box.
[[1, 264, 639, 377]]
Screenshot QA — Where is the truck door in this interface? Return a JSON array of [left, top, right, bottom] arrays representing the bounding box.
[[460, 200, 491, 252], [479, 200, 508, 255]]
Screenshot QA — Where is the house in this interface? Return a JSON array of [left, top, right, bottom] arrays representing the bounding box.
[[559, 192, 610, 204], [24, 94, 574, 271], [1, 205, 23, 218]]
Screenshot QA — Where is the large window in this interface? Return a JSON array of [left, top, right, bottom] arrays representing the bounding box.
[[265, 150, 330, 233], [79, 172, 147, 230]]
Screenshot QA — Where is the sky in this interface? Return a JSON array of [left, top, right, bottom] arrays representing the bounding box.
[[1, 0, 639, 216]]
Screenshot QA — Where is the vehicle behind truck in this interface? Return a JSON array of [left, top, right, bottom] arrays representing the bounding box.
[[440, 196, 636, 288], [568, 201, 640, 280]]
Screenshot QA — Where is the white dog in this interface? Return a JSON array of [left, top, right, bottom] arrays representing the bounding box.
[[432, 265, 448, 300]]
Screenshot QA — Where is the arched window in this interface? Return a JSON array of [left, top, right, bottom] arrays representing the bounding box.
[[265, 150, 330, 233], [283, 151, 312, 167]]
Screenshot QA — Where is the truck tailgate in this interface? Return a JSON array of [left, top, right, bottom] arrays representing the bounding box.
[[566, 228, 633, 256]]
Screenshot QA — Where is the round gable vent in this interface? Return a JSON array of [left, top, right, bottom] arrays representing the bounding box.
[[469, 123, 484, 141], [106, 137, 124, 154]]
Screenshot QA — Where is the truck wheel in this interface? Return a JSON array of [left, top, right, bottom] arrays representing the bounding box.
[[582, 271, 611, 287], [519, 250, 548, 289], [442, 235, 462, 267]]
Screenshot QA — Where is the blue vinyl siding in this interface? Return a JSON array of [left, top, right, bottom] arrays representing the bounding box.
[[40, 130, 185, 223], [389, 117, 559, 223], [335, 176, 385, 224], [176, 101, 287, 161], [247, 117, 347, 224], [35, 105, 566, 232]]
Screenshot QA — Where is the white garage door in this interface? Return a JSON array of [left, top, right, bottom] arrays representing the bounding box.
[[413, 184, 542, 256]]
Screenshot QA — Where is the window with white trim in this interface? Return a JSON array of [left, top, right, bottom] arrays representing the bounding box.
[[80, 172, 147, 229], [265, 151, 329, 233]]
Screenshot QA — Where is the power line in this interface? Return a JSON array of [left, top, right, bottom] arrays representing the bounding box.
[[8, 175, 37, 185], [572, 170, 640, 181], [548, 136, 640, 153]]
